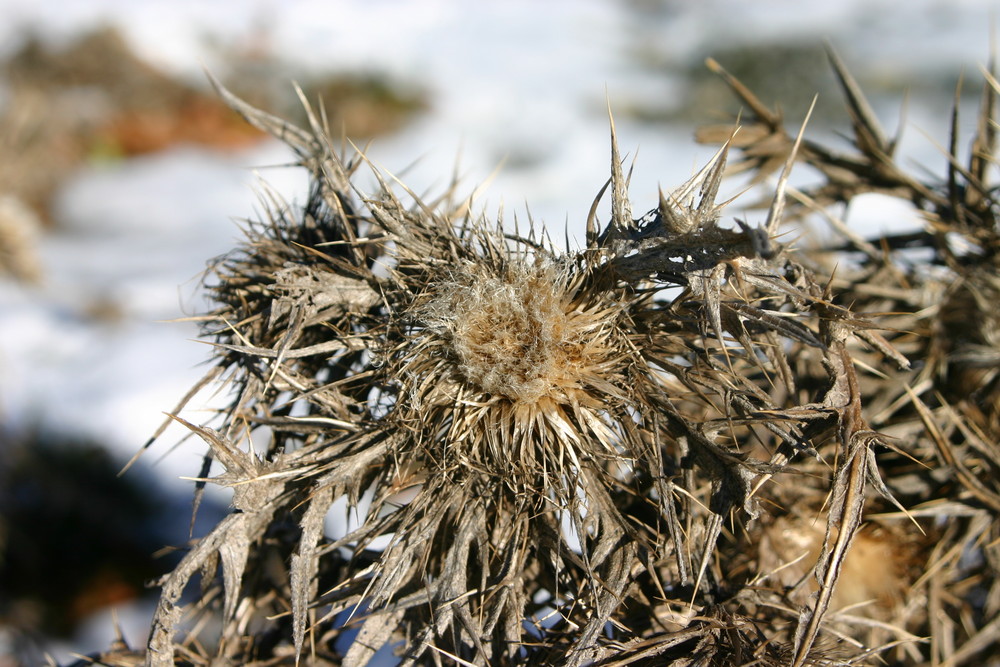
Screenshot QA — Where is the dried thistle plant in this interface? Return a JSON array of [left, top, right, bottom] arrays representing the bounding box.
[[113, 45, 1000, 667]]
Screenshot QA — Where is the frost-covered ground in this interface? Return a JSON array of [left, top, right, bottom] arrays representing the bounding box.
[[0, 0, 997, 661]]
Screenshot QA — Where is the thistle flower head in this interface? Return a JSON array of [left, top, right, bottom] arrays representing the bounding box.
[[141, 85, 828, 664], [418, 258, 599, 404], [397, 254, 642, 495]]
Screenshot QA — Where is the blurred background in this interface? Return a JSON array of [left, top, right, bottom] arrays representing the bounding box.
[[0, 0, 995, 663]]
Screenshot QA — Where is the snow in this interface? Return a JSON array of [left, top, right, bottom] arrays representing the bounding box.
[[0, 0, 997, 660]]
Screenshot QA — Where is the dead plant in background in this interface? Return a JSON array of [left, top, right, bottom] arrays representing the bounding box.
[[116, 46, 1000, 666]]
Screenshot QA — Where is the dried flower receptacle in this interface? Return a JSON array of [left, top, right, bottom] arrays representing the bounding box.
[[400, 258, 642, 492]]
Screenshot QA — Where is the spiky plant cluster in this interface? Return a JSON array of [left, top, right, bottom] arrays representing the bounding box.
[[118, 47, 1000, 667], [684, 48, 1000, 666]]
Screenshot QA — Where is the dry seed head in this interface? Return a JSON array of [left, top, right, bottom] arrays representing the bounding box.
[[397, 252, 641, 494], [419, 258, 613, 403]]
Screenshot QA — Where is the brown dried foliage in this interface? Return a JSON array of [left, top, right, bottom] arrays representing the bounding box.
[[111, 47, 1000, 667]]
